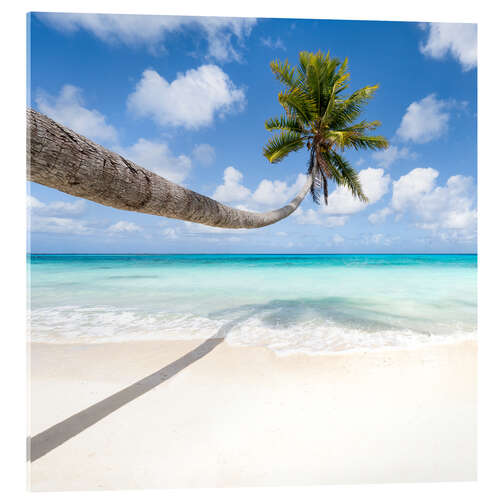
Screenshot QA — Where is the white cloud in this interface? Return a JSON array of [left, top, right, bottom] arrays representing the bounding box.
[[252, 174, 308, 205], [35, 85, 118, 143], [212, 166, 251, 203], [41, 200, 86, 216], [368, 207, 393, 224], [35, 85, 195, 184], [161, 223, 244, 241], [192, 144, 216, 167], [27, 196, 86, 216], [28, 195, 93, 235], [367, 167, 477, 242], [390, 167, 476, 241], [212, 167, 387, 231], [162, 228, 179, 239], [396, 94, 450, 144], [120, 138, 192, 184], [211, 168, 308, 212], [127, 66, 245, 129], [391, 167, 439, 212], [364, 233, 400, 246], [37, 13, 257, 62], [419, 23, 477, 71], [409, 174, 476, 229], [294, 208, 348, 228], [183, 221, 244, 235], [332, 234, 345, 245], [29, 216, 93, 235], [27, 196, 45, 210], [326, 216, 349, 227], [108, 221, 142, 233], [286, 168, 390, 228], [261, 36, 286, 50], [372, 145, 416, 168], [322, 168, 391, 215], [199, 17, 256, 62], [293, 208, 319, 225]]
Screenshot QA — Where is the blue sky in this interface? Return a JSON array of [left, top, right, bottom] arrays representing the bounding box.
[[27, 13, 477, 253]]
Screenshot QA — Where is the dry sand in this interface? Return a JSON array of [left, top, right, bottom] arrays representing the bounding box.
[[28, 339, 477, 491]]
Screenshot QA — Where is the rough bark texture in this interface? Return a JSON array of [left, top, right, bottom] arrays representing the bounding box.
[[27, 108, 312, 229]]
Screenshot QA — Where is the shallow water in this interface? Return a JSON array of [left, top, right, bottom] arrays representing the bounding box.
[[28, 254, 477, 355]]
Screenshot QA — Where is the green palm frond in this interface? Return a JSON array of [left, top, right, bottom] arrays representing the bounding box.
[[322, 70, 350, 123], [263, 131, 305, 164], [340, 120, 382, 132], [326, 101, 362, 130], [297, 51, 310, 86], [300, 51, 342, 116], [278, 88, 315, 124], [324, 130, 355, 150], [319, 55, 346, 115], [346, 84, 380, 106], [317, 151, 344, 186], [307, 150, 322, 204], [326, 130, 388, 152], [264, 50, 387, 207], [325, 84, 379, 129], [347, 135, 389, 151], [305, 54, 322, 114], [270, 59, 297, 88], [337, 57, 348, 80], [326, 151, 368, 202], [264, 115, 305, 133]]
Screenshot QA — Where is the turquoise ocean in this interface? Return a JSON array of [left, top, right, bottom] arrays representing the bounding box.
[[28, 254, 477, 355]]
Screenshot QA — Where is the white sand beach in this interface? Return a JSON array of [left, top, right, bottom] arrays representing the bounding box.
[[28, 339, 477, 491]]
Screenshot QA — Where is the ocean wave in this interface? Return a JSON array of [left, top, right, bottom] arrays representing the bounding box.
[[27, 305, 477, 355]]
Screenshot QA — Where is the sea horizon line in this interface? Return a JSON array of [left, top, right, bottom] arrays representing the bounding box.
[[27, 252, 478, 256]]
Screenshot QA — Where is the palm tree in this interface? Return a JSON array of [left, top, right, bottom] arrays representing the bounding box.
[[27, 108, 310, 229], [263, 50, 388, 205], [27, 52, 387, 229]]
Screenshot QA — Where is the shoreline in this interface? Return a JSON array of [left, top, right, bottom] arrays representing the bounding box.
[[29, 338, 477, 490], [28, 330, 477, 357]]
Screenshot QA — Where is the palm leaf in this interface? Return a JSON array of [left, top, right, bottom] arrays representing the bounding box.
[[321, 58, 350, 122], [344, 134, 389, 151], [306, 54, 322, 115], [264, 115, 305, 134], [307, 150, 322, 204], [263, 50, 387, 208], [326, 84, 379, 129], [263, 131, 305, 163], [278, 88, 315, 124], [340, 120, 382, 132], [345, 84, 380, 108], [317, 150, 344, 186], [327, 151, 368, 202], [270, 59, 297, 88]]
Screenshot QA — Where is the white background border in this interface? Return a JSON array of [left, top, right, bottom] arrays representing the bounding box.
[[2, 1, 498, 499]]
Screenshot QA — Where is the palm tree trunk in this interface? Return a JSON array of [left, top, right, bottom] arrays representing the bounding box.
[[27, 108, 312, 229]]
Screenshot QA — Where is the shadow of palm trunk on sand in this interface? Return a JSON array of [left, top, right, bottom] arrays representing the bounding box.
[[28, 295, 400, 462], [28, 319, 242, 462]]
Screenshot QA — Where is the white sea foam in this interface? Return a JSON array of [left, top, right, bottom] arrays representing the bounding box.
[[28, 305, 476, 355], [224, 317, 476, 356]]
